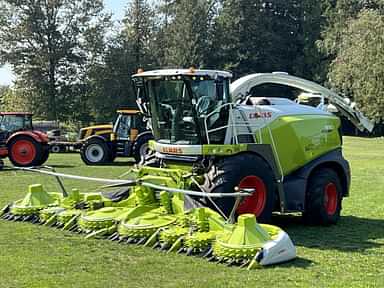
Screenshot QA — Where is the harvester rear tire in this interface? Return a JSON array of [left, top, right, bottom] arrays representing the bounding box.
[[80, 138, 111, 165], [132, 134, 154, 163], [7, 135, 44, 167], [203, 153, 275, 223], [303, 168, 342, 225]]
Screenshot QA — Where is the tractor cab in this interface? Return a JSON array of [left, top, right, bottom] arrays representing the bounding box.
[[133, 69, 232, 148], [112, 109, 147, 142], [0, 112, 33, 144]]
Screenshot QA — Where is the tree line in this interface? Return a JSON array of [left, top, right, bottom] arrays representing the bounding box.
[[0, 0, 383, 127]]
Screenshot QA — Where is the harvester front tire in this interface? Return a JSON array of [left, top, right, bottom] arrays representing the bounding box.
[[7, 135, 44, 167], [80, 138, 111, 165], [132, 134, 154, 164], [303, 168, 342, 225], [204, 153, 275, 223]]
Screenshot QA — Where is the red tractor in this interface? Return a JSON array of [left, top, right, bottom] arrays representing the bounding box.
[[0, 112, 50, 169]]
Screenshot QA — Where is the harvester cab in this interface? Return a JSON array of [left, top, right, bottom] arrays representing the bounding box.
[[133, 69, 233, 149], [0, 112, 50, 168]]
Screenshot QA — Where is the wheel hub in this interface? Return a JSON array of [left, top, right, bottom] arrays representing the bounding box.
[[324, 183, 338, 215], [11, 140, 37, 165], [85, 144, 104, 162], [236, 176, 267, 217]]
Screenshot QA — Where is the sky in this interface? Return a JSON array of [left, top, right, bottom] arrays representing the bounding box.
[[0, 64, 15, 86], [104, 0, 127, 21], [0, 0, 127, 86]]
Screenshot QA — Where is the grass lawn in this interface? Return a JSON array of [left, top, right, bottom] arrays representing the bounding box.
[[0, 136, 383, 288]]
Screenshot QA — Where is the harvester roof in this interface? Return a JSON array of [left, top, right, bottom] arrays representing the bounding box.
[[132, 69, 232, 79]]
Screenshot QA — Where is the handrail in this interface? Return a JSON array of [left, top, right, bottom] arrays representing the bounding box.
[[12, 167, 252, 198], [202, 103, 284, 182]]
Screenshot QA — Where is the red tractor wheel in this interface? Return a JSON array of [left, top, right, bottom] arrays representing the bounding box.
[[7, 135, 44, 167]]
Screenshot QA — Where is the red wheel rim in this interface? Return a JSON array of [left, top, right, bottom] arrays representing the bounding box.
[[236, 175, 266, 217], [11, 140, 37, 165], [324, 183, 338, 215]]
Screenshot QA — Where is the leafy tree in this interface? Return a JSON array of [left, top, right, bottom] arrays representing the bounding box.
[[86, 39, 138, 123], [328, 9, 384, 122], [0, 86, 29, 112], [123, 0, 157, 68], [0, 85, 8, 109], [157, 0, 217, 67], [86, 0, 156, 122], [0, 0, 110, 121], [210, 0, 323, 79], [317, 0, 384, 80], [296, 0, 324, 80]]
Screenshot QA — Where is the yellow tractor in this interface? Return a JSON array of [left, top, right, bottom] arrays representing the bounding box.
[[79, 109, 153, 165]]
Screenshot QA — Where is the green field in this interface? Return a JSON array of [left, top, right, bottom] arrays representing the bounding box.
[[0, 137, 383, 288]]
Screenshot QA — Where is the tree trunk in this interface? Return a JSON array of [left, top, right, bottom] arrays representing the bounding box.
[[47, 58, 57, 121]]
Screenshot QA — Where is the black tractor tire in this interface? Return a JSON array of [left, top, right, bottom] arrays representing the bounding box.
[[132, 134, 154, 164], [80, 137, 111, 165], [50, 144, 61, 153], [203, 153, 275, 223], [7, 135, 44, 167], [36, 144, 50, 166], [109, 151, 117, 162], [0, 159, 4, 170], [303, 168, 343, 226]]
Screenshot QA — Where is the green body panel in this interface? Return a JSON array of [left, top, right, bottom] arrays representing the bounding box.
[[200, 115, 341, 176], [202, 144, 248, 156], [259, 115, 341, 176]]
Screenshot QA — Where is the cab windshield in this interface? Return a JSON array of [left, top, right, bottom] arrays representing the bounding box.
[[145, 75, 229, 145], [0, 115, 32, 132]]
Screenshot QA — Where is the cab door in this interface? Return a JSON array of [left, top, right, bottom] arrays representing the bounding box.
[[114, 114, 132, 141]]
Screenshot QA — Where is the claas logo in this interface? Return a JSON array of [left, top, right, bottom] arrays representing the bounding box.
[[249, 112, 272, 119], [162, 147, 183, 154]]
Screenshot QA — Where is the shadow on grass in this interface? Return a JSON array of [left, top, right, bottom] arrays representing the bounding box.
[[277, 257, 314, 269], [1, 164, 76, 171], [102, 161, 135, 167], [77, 159, 135, 167], [273, 214, 384, 252], [47, 164, 77, 168]]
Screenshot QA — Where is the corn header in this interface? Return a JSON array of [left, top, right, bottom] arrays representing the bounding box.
[[1, 165, 296, 269]]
